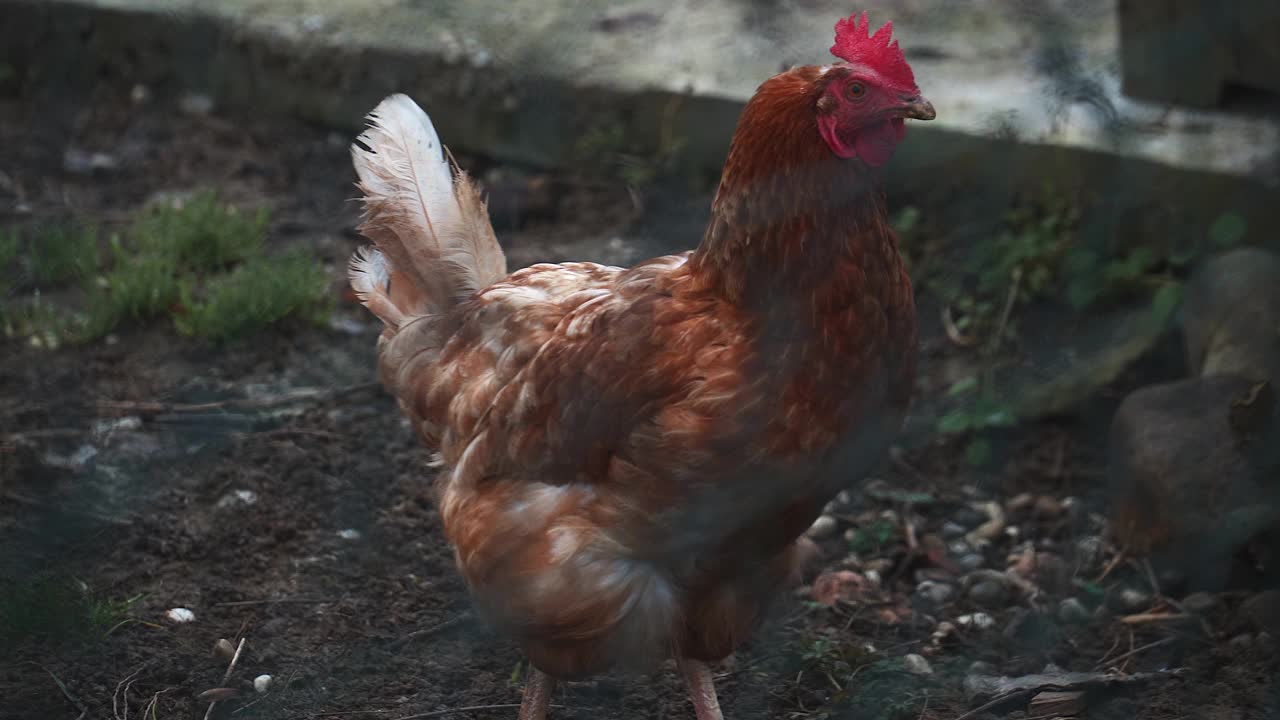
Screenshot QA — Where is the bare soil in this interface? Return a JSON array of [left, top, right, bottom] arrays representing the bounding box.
[[1, 85, 1277, 720]]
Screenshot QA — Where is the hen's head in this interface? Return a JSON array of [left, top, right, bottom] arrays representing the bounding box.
[[816, 12, 934, 167]]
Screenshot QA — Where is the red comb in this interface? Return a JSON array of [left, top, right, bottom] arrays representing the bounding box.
[[830, 11, 917, 89]]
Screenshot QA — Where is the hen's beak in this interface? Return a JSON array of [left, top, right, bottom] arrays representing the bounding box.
[[897, 95, 936, 121]]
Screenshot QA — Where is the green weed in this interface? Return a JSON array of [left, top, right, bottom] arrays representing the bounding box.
[[0, 575, 143, 645], [175, 248, 331, 343], [132, 190, 267, 272]]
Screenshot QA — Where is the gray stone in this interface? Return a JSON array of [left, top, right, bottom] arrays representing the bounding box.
[[806, 515, 838, 540], [1183, 248, 1280, 384], [941, 521, 968, 539], [915, 580, 955, 608], [1181, 592, 1218, 614], [964, 571, 1014, 608], [968, 660, 998, 676], [1058, 597, 1091, 625], [903, 654, 933, 675], [1109, 374, 1280, 587], [1109, 587, 1152, 614], [957, 554, 986, 573]]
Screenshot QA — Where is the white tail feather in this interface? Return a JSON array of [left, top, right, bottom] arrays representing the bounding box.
[[350, 93, 506, 323]]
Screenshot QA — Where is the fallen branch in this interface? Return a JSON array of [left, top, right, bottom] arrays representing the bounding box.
[[96, 383, 382, 418], [215, 598, 336, 607], [389, 613, 475, 651], [2, 491, 133, 526], [1096, 636, 1177, 669], [1117, 612, 1191, 625], [957, 667, 1184, 720], [396, 704, 566, 720]]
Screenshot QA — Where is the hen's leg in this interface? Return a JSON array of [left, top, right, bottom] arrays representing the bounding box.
[[517, 666, 555, 720], [678, 658, 724, 720]]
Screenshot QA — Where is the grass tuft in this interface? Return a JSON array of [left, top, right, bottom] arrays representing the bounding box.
[[0, 575, 144, 645], [175, 247, 331, 343]]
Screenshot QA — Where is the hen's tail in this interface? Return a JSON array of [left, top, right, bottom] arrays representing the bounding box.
[[348, 94, 506, 330]]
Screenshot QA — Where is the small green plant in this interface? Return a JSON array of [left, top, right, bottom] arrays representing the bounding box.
[[20, 221, 100, 289], [847, 518, 898, 555], [175, 248, 330, 343], [132, 191, 267, 272], [937, 375, 1016, 465], [0, 575, 143, 645]]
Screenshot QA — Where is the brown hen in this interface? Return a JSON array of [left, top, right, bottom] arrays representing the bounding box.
[[348, 10, 933, 719]]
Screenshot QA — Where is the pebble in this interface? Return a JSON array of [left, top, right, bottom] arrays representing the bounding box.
[[166, 608, 196, 623], [1111, 587, 1152, 613], [1075, 536, 1104, 569], [1181, 592, 1218, 614], [968, 660, 998, 676], [957, 612, 996, 630], [957, 554, 986, 572], [953, 505, 989, 529], [806, 514, 838, 539], [968, 579, 1010, 608], [213, 638, 235, 660], [337, 528, 362, 541], [1229, 633, 1255, 651], [1057, 597, 1091, 625], [253, 675, 273, 694], [903, 654, 933, 675], [915, 580, 955, 607], [179, 93, 215, 116], [941, 521, 967, 539], [947, 539, 971, 556]]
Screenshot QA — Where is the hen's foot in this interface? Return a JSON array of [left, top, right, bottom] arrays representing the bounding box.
[[518, 665, 555, 720], [678, 658, 725, 720]]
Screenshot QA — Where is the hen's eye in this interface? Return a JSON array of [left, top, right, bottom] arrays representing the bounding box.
[[847, 82, 866, 99]]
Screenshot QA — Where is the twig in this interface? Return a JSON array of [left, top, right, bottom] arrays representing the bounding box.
[[204, 637, 248, 720], [950, 690, 1034, 720], [3, 490, 134, 526], [1117, 612, 1190, 624], [388, 613, 474, 651], [97, 383, 381, 417], [395, 704, 566, 720], [1096, 636, 1177, 669], [31, 663, 86, 720], [1095, 547, 1126, 582], [989, 265, 1023, 357], [215, 598, 336, 607]]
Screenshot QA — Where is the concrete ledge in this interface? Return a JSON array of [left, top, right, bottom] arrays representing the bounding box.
[[4, 0, 1278, 244]]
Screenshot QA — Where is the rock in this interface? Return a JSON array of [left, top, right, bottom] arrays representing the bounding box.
[[1183, 248, 1280, 383], [213, 638, 236, 660], [811, 571, 871, 607], [957, 612, 996, 630], [1181, 592, 1218, 614], [1075, 536, 1104, 570], [253, 675, 273, 694], [179, 92, 215, 115], [1229, 633, 1255, 651], [953, 505, 990, 529], [962, 569, 1013, 603], [337, 528, 362, 540], [903, 654, 933, 675], [1108, 374, 1280, 587], [1058, 597, 1091, 625], [957, 554, 986, 573], [1241, 591, 1280, 634], [968, 660, 998, 676], [806, 514, 838, 539], [941, 521, 967, 539], [166, 608, 195, 623], [1109, 587, 1152, 614], [914, 580, 955, 608], [968, 580, 1010, 608]]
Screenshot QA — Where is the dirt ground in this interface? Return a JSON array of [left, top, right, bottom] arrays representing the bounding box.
[[1, 83, 1278, 720]]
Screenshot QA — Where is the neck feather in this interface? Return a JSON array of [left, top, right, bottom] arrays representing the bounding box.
[[690, 66, 896, 307]]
